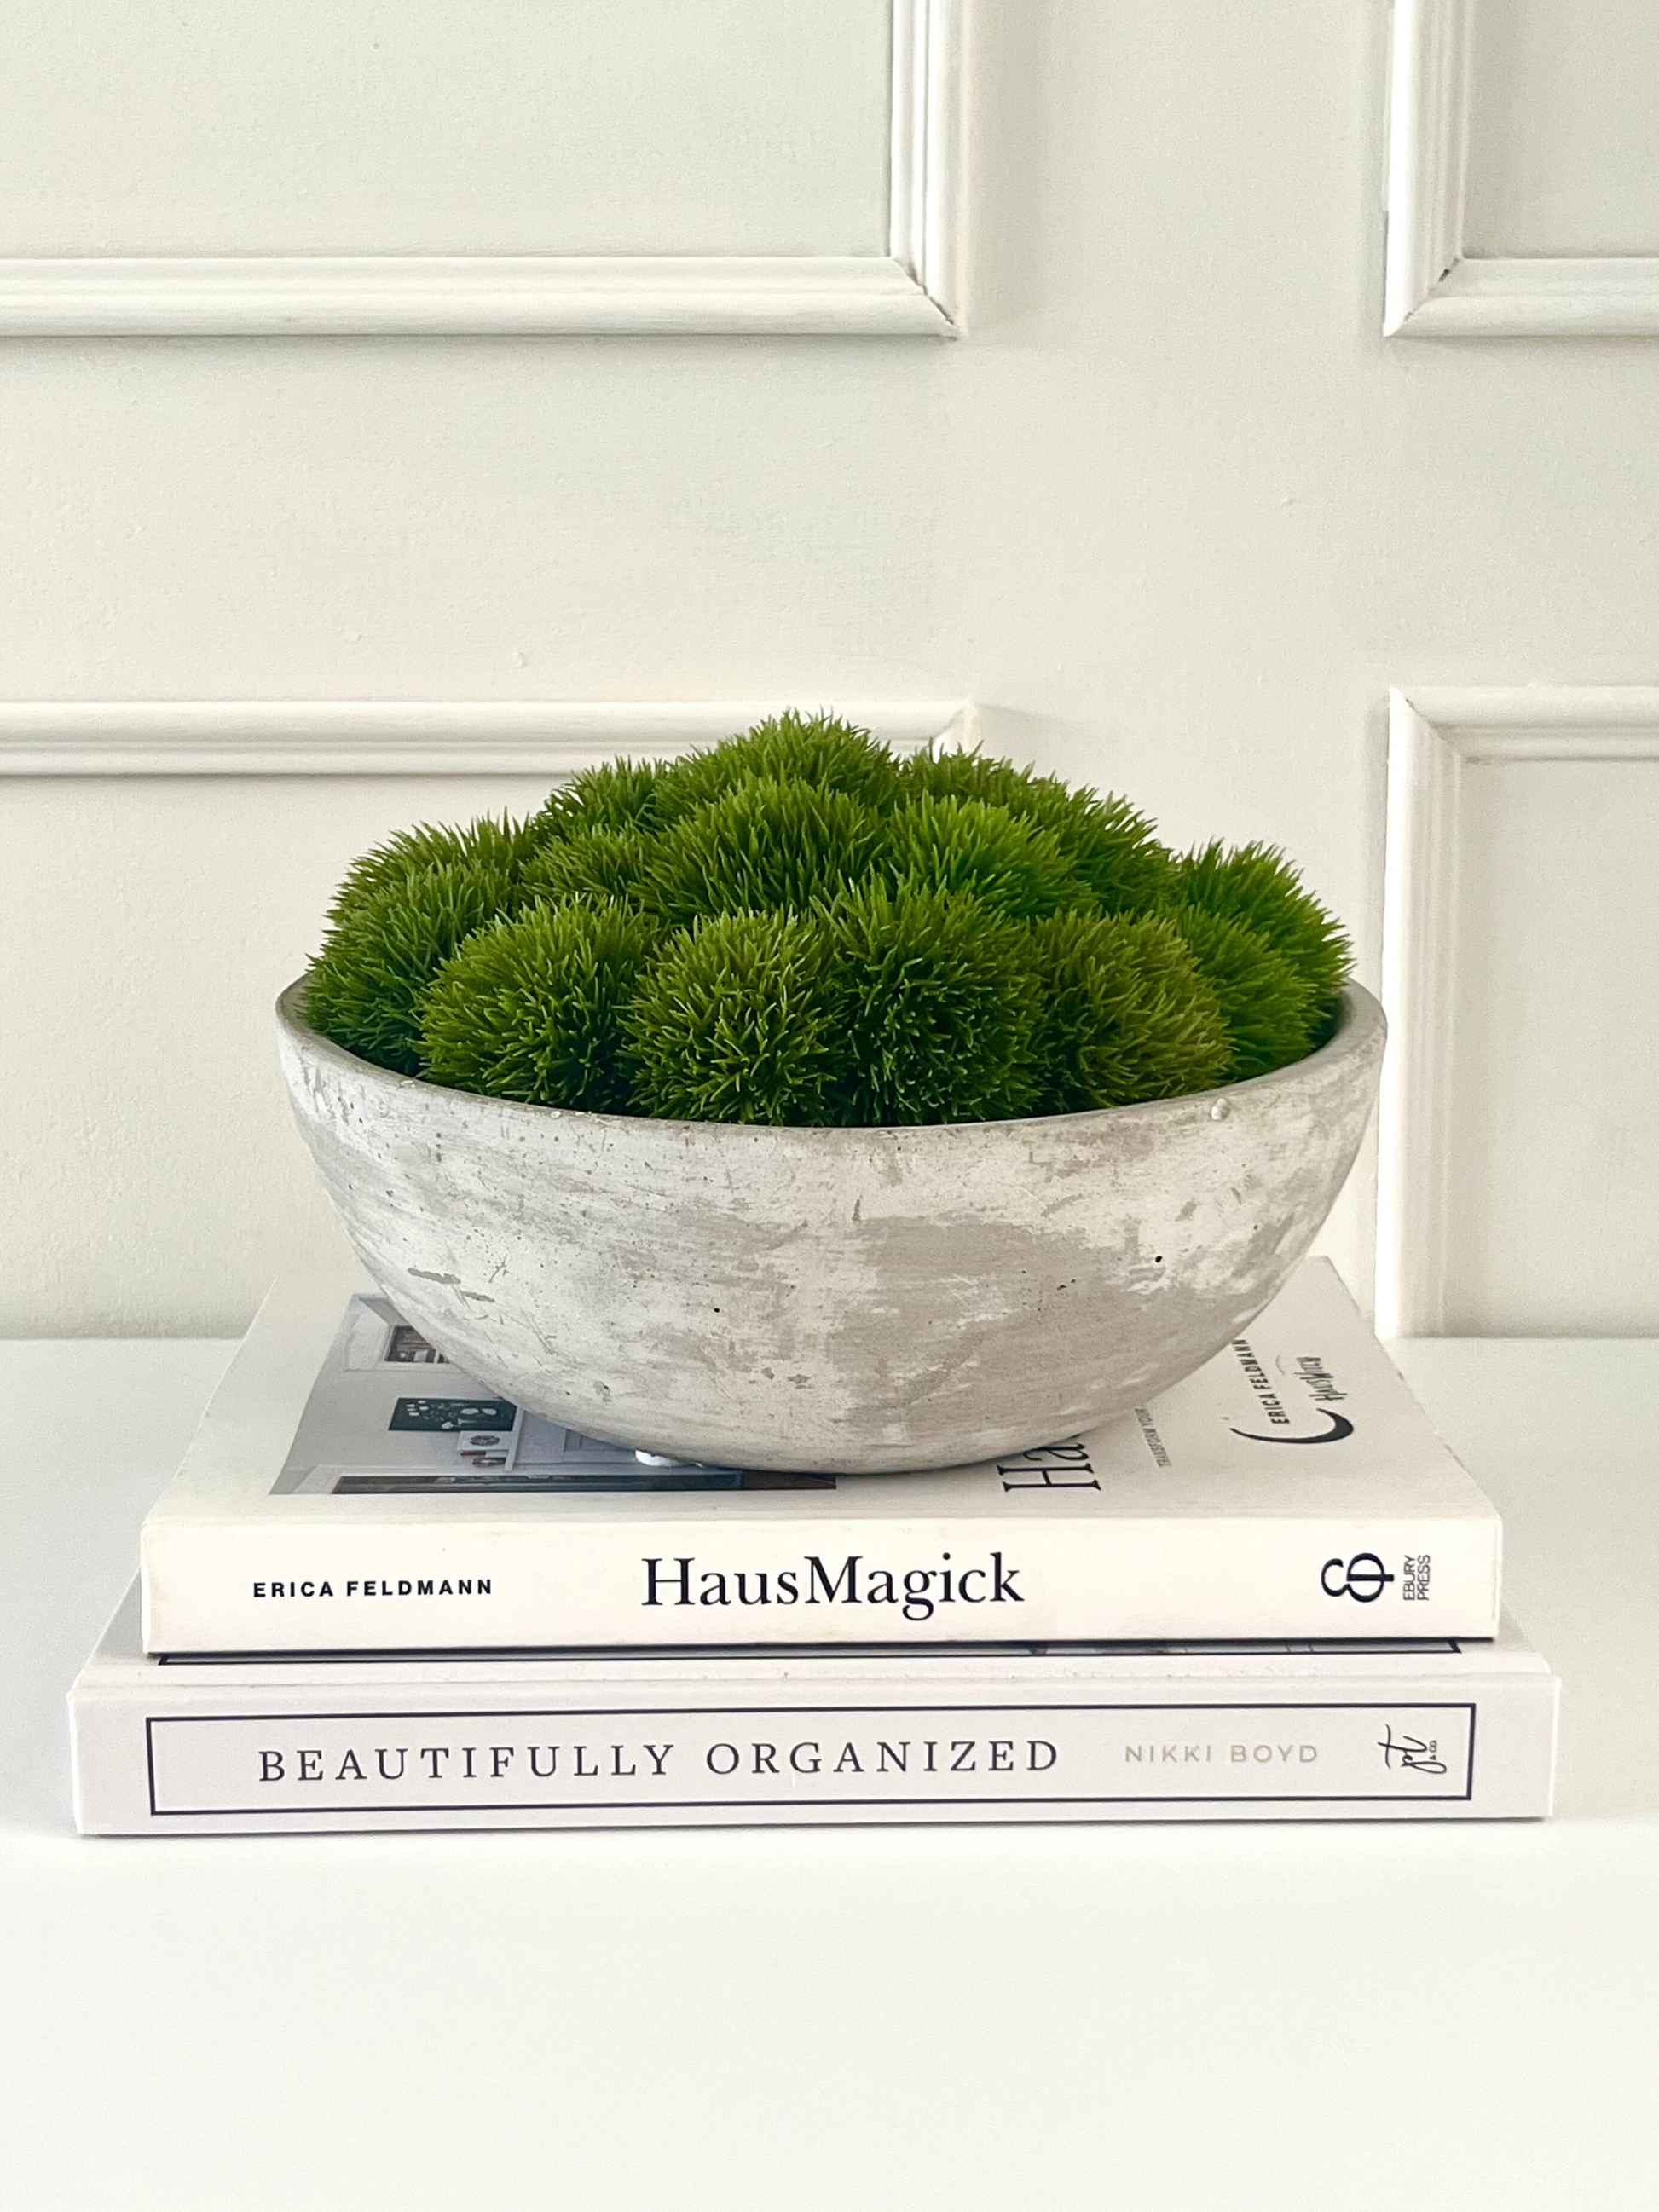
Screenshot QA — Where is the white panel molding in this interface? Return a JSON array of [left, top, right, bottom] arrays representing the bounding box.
[[0, 1, 962, 338], [0, 699, 974, 778], [1384, 0, 1659, 337], [1378, 686, 1659, 1336]]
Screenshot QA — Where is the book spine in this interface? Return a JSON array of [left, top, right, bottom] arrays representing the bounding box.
[[141, 1511, 1502, 1653], [71, 1673, 1557, 1833]]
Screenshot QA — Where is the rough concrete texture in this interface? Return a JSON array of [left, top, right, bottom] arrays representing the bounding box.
[[277, 982, 1385, 1473]]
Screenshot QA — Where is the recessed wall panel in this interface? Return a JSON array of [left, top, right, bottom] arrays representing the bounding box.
[[0, 702, 966, 1335], [1442, 754, 1659, 1333], [0, 0, 893, 257], [1464, 0, 1659, 257]]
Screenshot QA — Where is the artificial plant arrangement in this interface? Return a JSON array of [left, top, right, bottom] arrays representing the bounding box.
[[304, 713, 1350, 1129]]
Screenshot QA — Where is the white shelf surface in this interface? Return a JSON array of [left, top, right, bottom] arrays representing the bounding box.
[[2, 1334, 1656, 2212]]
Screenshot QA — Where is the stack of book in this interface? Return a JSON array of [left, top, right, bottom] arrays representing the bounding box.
[[70, 1259, 1558, 1834]]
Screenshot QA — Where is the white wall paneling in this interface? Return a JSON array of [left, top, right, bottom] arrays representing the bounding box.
[[0, 698, 972, 778], [14, 6, 1659, 1337], [1384, 0, 1659, 336], [1379, 689, 1659, 1337], [0, 0, 962, 337], [0, 700, 968, 1337]]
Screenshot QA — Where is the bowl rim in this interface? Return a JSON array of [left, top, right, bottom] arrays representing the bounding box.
[[277, 973, 1384, 1141]]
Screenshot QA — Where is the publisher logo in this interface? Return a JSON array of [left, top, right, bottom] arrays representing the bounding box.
[[1378, 1724, 1448, 1775], [1321, 1552, 1395, 1603]]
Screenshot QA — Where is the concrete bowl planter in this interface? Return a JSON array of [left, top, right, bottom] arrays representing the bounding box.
[[277, 979, 1384, 1475]]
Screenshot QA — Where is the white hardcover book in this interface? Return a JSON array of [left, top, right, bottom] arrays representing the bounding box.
[[140, 1260, 1503, 1654], [73, 1585, 1556, 1833]]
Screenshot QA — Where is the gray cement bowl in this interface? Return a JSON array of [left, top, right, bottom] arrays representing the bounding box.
[[277, 979, 1384, 1474]]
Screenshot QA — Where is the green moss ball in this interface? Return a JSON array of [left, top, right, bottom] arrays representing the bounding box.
[[1030, 911, 1229, 1112], [625, 910, 834, 1124], [523, 826, 655, 910], [656, 711, 905, 821], [824, 882, 1040, 1126], [1175, 840, 1351, 1009], [1165, 903, 1318, 1082], [645, 776, 885, 927], [325, 814, 538, 928], [307, 854, 527, 1076], [883, 794, 1091, 919], [529, 758, 667, 843], [901, 750, 1172, 913], [419, 899, 655, 1112]]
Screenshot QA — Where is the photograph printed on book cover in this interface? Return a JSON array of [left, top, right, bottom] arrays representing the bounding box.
[[274, 1296, 834, 1498]]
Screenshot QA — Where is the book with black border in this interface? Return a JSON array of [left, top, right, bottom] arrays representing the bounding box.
[[74, 1585, 1556, 1833]]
